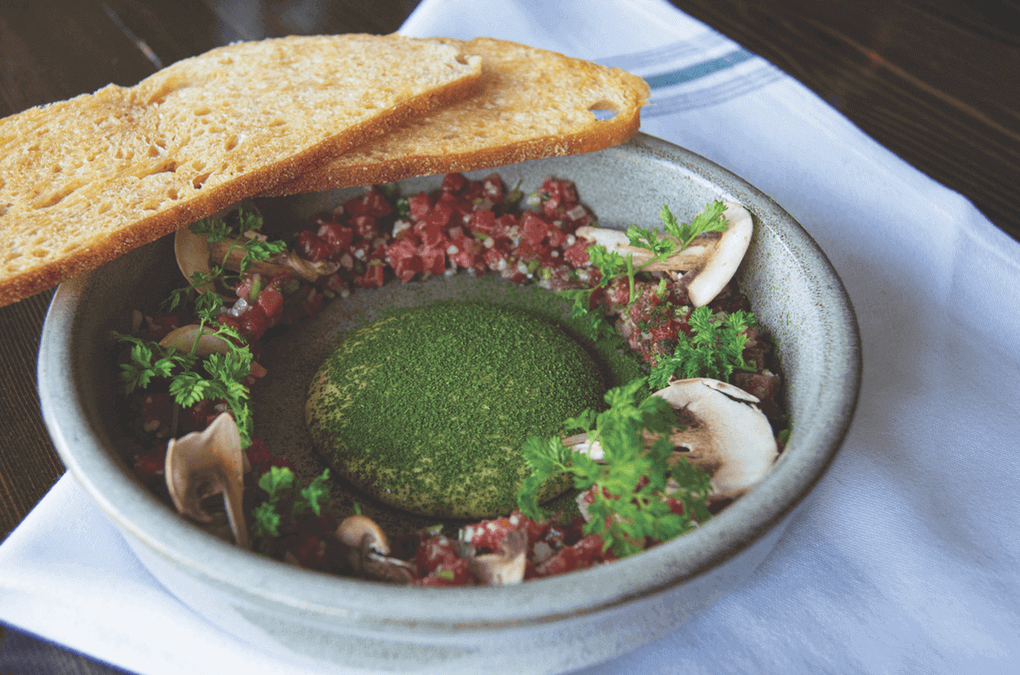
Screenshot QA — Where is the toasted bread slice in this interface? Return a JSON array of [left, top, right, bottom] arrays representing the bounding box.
[[0, 34, 481, 306], [270, 37, 650, 195]]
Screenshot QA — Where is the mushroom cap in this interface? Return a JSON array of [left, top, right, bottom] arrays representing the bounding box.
[[164, 412, 249, 548], [653, 377, 777, 499], [336, 514, 390, 555], [335, 515, 416, 583]]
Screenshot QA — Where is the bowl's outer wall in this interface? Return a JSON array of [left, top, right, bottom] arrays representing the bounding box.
[[38, 133, 861, 673]]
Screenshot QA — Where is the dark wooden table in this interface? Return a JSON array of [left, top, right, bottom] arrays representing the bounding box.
[[1, 0, 1018, 670]]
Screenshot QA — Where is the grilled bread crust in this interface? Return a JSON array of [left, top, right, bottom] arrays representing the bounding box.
[[0, 34, 482, 306], [271, 37, 650, 194]]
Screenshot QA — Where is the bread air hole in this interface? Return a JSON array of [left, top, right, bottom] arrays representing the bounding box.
[[589, 101, 620, 121], [224, 134, 239, 152], [135, 160, 178, 180], [193, 171, 212, 189]]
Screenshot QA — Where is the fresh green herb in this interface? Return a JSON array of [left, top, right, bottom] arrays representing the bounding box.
[[112, 321, 256, 446], [436, 568, 455, 581], [564, 200, 729, 334], [517, 378, 712, 558], [164, 207, 286, 318], [648, 305, 756, 390], [252, 466, 332, 539], [654, 199, 729, 251]]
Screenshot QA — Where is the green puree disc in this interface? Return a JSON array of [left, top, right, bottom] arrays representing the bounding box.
[[305, 301, 605, 519]]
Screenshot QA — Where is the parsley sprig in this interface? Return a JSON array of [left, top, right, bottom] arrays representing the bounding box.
[[517, 378, 712, 558], [648, 306, 756, 390], [563, 200, 729, 330], [113, 321, 256, 446], [165, 206, 287, 318], [252, 466, 332, 539]]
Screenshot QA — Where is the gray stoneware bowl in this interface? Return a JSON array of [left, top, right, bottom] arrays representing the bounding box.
[[38, 133, 861, 674]]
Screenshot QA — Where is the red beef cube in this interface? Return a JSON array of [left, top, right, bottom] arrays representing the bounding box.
[[317, 219, 354, 252]]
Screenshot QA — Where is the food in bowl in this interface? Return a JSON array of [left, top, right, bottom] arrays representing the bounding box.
[[111, 170, 788, 585]]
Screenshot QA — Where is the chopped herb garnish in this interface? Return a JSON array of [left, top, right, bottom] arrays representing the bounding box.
[[648, 305, 756, 390], [252, 466, 332, 539], [517, 378, 712, 558], [163, 206, 286, 318], [564, 199, 729, 332], [112, 321, 256, 446]]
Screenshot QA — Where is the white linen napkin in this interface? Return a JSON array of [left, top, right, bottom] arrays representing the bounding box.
[[3, 0, 1019, 673]]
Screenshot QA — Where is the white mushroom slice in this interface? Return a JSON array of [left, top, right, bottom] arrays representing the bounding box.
[[653, 377, 778, 500], [336, 515, 414, 584], [574, 201, 753, 307], [467, 529, 527, 586], [159, 323, 233, 357], [165, 412, 249, 549], [175, 226, 338, 291]]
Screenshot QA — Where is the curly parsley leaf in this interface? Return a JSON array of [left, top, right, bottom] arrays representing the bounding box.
[[648, 306, 756, 390], [560, 199, 731, 337], [252, 467, 332, 540], [111, 318, 257, 446], [252, 501, 282, 538], [166, 207, 286, 318], [517, 377, 712, 558], [658, 199, 729, 251], [296, 469, 332, 516]]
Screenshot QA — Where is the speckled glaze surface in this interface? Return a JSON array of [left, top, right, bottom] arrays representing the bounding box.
[[38, 133, 861, 674]]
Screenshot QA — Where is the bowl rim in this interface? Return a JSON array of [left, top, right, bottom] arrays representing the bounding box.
[[38, 132, 862, 631]]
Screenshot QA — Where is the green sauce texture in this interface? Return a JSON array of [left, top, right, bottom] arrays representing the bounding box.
[[305, 301, 605, 519]]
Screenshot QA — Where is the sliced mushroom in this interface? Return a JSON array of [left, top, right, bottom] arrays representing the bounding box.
[[653, 377, 777, 501], [575, 201, 753, 307], [175, 225, 338, 292], [159, 323, 233, 357], [335, 514, 415, 584], [165, 412, 249, 548], [466, 529, 528, 586], [563, 377, 778, 502]]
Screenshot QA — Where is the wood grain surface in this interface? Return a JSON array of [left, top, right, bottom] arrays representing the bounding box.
[[1, 0, 1018, 670]]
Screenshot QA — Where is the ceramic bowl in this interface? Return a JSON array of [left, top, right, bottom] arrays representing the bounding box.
[[38, 133, 861, 674]]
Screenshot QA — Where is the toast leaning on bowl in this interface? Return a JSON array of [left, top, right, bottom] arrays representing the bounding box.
[[0, 35, 648, 307]]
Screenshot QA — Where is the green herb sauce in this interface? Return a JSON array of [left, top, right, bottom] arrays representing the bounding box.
[[305, 301, 605, 519]]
